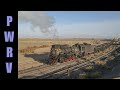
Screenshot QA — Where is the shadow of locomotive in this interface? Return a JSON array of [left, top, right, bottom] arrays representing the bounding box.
[[24, 52, 49, 64]]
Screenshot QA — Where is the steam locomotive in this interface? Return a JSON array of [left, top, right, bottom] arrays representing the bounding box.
[[49, 43, 111, 65]]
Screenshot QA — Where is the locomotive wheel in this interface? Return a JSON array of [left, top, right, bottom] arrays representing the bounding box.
[[69, 57, 72, 61], [70, 56, 74, 61], [72, 56, 75, 60], [69, 58, 72, 61]]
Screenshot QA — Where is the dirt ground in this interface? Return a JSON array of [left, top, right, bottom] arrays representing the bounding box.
[[18, 47, 50, 71], [18, 38, 108, 71]]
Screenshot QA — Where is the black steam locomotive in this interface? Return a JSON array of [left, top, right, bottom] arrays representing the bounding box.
[[49, 43, 111, 65]]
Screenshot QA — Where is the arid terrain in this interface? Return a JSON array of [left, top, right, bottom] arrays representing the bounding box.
[[18, 38, 120, 79], [18, 38, 106, 71]]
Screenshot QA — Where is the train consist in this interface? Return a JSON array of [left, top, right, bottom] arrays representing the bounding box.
[[49, 42, 111, 65]]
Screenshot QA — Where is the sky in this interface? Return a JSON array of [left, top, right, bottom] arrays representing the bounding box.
[[18, 11, 120, 39]]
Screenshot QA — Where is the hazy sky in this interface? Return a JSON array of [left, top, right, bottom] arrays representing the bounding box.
[[18, 11, 120, 39]]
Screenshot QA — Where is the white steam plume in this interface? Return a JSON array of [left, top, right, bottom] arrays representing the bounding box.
[[18, 11, 58, 39]]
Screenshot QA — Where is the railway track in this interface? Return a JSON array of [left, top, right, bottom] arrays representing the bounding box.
[[18, 64, 51, 78], [18, 45, 119, 79], [30, 46, 119, 79], [18, 58, 81, 78], [34, 61, 93, 79], [18, 64, 49, 75]]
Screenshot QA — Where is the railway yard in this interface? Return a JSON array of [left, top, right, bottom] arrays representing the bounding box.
[[18, 38, 120, 79]]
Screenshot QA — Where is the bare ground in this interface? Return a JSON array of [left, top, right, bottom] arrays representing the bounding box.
[[18, 47, 50, 71]]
